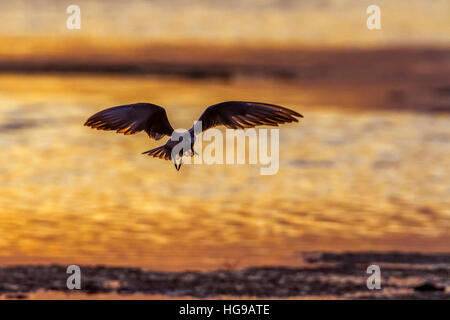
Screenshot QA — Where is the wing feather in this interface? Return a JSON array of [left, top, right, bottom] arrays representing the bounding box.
[[84, 103, 174, 140], [195, 101, 302, 132]]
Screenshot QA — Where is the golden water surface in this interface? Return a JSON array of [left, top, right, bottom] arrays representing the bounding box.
[[0, 74, 448, 270]]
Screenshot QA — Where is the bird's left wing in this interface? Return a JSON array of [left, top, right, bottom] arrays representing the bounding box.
[[195, 101, 302, 132], [84, 103, 174, 140]]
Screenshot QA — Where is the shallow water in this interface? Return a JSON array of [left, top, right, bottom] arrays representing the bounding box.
[[0, 74, 448, 270]]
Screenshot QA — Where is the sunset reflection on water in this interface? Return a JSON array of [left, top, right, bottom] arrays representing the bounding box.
[[0, 74, 448, 270]]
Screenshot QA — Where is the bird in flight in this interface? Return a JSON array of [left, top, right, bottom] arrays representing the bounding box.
[[84, 101, 303, 170]]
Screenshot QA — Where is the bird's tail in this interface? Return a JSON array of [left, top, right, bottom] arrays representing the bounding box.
[[142, 145, 172, 161], [143, 145, 184, 171]]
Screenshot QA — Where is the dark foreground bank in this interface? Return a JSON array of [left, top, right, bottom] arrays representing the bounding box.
[[0, 252, 448, 299]]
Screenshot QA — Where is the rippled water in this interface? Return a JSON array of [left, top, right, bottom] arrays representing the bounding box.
[[0, 74, 448, 270]]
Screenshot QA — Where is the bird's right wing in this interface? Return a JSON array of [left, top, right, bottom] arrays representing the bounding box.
[[84, 103, 174, 140], [196, 101, 302, 132]]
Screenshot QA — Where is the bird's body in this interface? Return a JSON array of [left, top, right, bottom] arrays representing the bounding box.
[[145, 130, 196, 170], [84, 101, 302, 170]]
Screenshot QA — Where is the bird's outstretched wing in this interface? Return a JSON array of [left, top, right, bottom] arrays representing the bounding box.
[[84, 103, 174, 140], [195, 101, 302, 132]]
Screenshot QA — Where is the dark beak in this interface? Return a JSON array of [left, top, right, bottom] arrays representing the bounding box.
[[173, 158, 182, 171]]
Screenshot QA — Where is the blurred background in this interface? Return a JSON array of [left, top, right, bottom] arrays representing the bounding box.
[[0, 0, 449, 298]]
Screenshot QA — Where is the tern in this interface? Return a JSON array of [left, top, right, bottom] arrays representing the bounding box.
[[84, 101, 303, 170]]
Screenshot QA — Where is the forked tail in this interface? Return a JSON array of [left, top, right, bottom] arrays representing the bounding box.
[[142, 145, 172, 160], [142, 145, 182, 171]]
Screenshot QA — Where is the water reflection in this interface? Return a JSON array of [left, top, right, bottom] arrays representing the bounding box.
[[0, 74, 448, 270]]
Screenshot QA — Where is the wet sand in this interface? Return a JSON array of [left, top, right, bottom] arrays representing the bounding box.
[[1, 252, 448, 300]]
